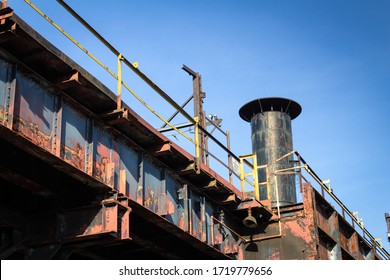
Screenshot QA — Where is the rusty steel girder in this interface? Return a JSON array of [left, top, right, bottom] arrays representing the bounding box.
[[29, 198, 131, 245]]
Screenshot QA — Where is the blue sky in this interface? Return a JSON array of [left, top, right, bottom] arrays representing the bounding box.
[[8, 0, 390, 254]]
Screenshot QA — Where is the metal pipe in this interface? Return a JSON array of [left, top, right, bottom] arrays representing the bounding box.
[[275, 175, 281, 219], [160, 95, 193, 129], [158, 122, 194, 133], [274, 165, 307, 174], [227, 131, 233, 184], [211, 216, 247, 242], [211, 216, 215, 246]]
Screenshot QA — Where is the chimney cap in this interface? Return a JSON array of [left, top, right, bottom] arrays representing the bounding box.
[[239, 97, 302, 122]]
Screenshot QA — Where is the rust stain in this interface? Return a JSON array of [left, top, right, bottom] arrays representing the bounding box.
[[179, 211, 185, 230], [62, 140, 85, 170], [0, 106, 4, 122], [14, 116, 52, 152], [136, 185, 143, 204], [284, 219, 314, 245], [283, 218, 317, 260], [268, 251, 280, 260], [223, 238, 239, 255]]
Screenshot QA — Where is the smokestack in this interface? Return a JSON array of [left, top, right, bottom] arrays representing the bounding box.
[[239, 97, 301, 207]]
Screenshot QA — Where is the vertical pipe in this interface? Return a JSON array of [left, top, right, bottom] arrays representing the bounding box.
[[183, 184, 189, 232]]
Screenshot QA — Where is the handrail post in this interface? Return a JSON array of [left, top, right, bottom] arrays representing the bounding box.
[[239, 157, 245, 198], [226, 131, 233, 184], [194, 117, 201, 174], [117, 53, 123, 109], [253, 153, 259, 201]]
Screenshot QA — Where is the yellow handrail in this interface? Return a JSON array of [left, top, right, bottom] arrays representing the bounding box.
[[24, 0, 197, 147]]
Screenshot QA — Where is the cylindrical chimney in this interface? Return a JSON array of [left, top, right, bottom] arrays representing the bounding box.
[[239, 97, 301, 207]]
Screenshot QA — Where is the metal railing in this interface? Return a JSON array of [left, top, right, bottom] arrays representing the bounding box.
[[23, 0, 248, 182], [239, 149, 390, 259]]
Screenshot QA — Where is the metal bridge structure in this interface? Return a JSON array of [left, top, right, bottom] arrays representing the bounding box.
[[0, 1, 388, 260]]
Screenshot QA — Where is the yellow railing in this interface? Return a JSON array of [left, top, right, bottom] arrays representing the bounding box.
[[239, 149, 390, 260], [22, 0, 250, 181], [24, 0, 198, 152]]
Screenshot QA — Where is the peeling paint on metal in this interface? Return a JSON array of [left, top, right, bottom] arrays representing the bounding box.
[[13, 72, 55, 152], [61, 103, 88, 172]]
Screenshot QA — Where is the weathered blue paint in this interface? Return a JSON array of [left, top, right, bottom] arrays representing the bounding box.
[[143, 157, 162, 213], [61, 103, 89, 172], [0, 58, 7, 123], [165, 173, 186, 230], [93, 126, 114, 187], [13, 71, 55, 152], [190, 191, 205, 241], [205, 202, 217, 245], [117, 140, 139, 201]]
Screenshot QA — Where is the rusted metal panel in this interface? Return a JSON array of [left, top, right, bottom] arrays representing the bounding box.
[[13, 71, 56, 152], [111, 139, 120, 190], [190, 191, 205, 241], [5, 63, 15, 130], [114, 141, 139, 200], [315, 194, 333, 234], [60, 103, 90, 172], [143, 157, 162, 213], [93, 126, 114, 188], [29, 199, 131, 243], [328, 211, 339, 242], [0, 57, 7, 124], [339, 218, 357, 258], [205, 202, 217, 245], [358, 237, 374, 260], [282, 219, 318, 259], [165, 173, 187, 230]]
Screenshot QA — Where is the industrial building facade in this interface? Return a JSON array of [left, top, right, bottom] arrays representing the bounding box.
[[0, 3, 388, 260]]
